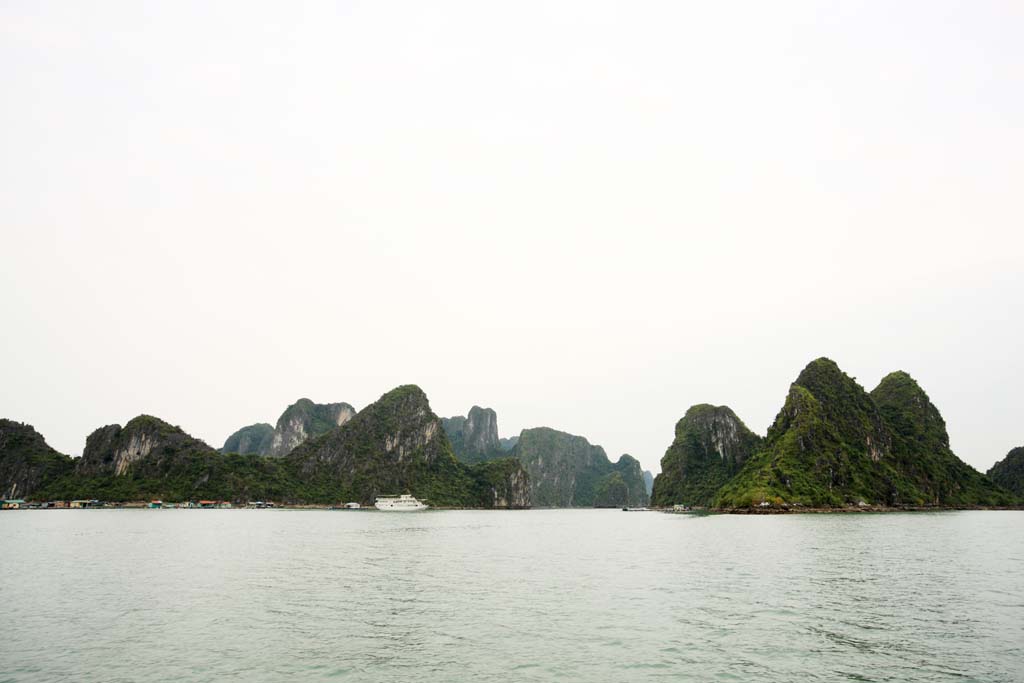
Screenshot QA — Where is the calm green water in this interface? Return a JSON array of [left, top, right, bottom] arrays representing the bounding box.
[[1, 510, 1022, 682]]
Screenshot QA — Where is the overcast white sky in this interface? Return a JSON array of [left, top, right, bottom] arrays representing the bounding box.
[[2, 1, 1021, 474]]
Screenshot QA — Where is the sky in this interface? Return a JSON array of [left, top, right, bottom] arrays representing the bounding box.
[[1, 1, 1022, 475]]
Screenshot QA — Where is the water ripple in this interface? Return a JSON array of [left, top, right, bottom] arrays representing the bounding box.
[[0, 510, 1022, 682]]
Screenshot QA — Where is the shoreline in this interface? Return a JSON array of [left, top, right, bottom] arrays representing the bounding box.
[[658, 505, 1024, 514], [4, 502, 1024, 513]]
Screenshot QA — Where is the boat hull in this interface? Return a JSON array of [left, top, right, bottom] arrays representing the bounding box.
[[374, 503, 428, 511], [374, 494, 428, 511]]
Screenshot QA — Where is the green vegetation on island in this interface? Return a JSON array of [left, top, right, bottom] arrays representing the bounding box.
[[17, 387, 530, 508], [0, 419, 74, 499], [870, 371, 1010, 506], [220, 398, 357, 457], [442, 406, 648, 507], [650, 404, 762, 508], [4, 360, 1017, 511], [711, 359, 1017, 508], [987, 447, 1024, 497], [220, 423, 274, 455], [288, 386, 526, 507], [441, 406, 503, 464], [510, 428, 648, 507]]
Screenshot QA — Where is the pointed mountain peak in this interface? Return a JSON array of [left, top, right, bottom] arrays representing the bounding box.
[[794, 357, 853, 390]]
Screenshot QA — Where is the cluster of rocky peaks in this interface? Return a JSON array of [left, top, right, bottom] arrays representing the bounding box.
[[221, 399, 356, 457], [442, 407, 649, 507], [654, 358, 1020, 508], [0, 388, 530, 508], [282, 387, 529, 508], [0, 415, 225, 502], [2, 390, 652, 509], [7, 363, 1018, 510]]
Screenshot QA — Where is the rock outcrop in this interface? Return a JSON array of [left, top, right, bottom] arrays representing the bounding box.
[[643, 470, 654, 497], [510, 428, 647, 507], [288, 386, 530, 507], [469, 458, 531, 508], [265, 399, 356, 457], [987, 447, 1024, 497], [219, 399, 356, 457], [51, 415, 290, 502], [442, 406, 502, 463], [0, 420, 74, 499], [220, 423, 274, 455], [76, 416, 216, 477], [650, 405, 762, 507]]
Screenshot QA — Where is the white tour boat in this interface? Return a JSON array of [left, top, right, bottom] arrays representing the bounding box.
[[374, 494, 428, 511]]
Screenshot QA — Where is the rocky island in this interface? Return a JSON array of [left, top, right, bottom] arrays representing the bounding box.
[[2, 361, 1017, 512], [2, 387, 530, 508], [650, 404, 761, 508], [442, 407, 649, 507], [653, 358, 1019, 510], [987, 447, 1024, 497], [0, 420, 74, 500]]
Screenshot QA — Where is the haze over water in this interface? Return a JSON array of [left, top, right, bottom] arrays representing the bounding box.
[[2, 510, 1022, 682]]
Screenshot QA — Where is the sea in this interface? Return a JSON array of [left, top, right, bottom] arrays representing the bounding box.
[[1, 509, 1022, 682]]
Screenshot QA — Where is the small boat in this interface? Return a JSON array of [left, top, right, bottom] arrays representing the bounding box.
[[343, 502, 361, 509], [374, 494, 428, 512]]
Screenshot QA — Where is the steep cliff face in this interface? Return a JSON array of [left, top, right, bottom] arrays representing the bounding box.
[[643, 470, 654, 497], [870, 371, 1012, 506], [289, 386, 529, 507], [0, 420, 74, 499], [463, 406, 500, 454], [442, 406, 502, 463], [220, 423, 274, 455], [650, 405, 761, 507], [510, 428, 647, 507], [265, 399, 356, 457], [469, 458, 531, 508], [988, 447, 1024, 497]]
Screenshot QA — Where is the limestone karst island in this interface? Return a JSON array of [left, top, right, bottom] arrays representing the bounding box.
[[2, 358, 1020, 512]]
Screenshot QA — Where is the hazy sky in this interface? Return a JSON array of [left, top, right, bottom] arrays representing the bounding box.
[[2, 2, 1022, 475]]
